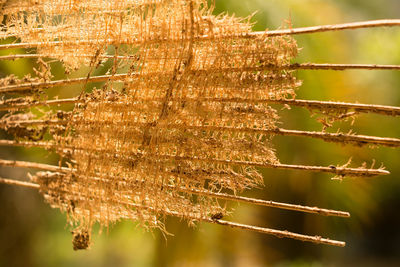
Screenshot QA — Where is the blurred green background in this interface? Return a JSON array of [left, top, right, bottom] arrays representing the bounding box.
[[1, 0, 400, 266]]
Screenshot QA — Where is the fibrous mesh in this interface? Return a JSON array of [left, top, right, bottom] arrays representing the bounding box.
[[2, 0, 299, 233]]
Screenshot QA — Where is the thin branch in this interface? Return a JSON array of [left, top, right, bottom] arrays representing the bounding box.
[[0, 159, 69, 172], [3, 61, 400, 94], [273, 128, 400, 148], [123, 199, 346, 246], [185, 187, 350, 217], [2, 119, 399, 147], [261, 19, 400, 36], [0, 54, 42, 60], [3, 62, 400, 95], [0, 54, 136, 61], [1, 19, 400, 51], [4, 118, 398, 148], [0, 177, 39, 189], [0, 74, 129, 94], [0, 119, 66, 127], [0, 175, 346, 246], [212, 219, 345, 247], [0, 40, 89, 50], [113, 199, 344, 246], [50, 171, 350, 217], [181, 125, 400, 148], [171, 156, 389, 177], [1, 53, 399, 71], [0, 140, 389, 177], [286, 63, 400, 71], [1, 96, 400, 117], [0, 98, 80, 111], [268, 98, 400, 117], [3, 139, 390, 177], [0, 139, 58, 149]]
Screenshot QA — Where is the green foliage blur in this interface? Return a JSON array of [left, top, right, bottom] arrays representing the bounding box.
[[1, 0, 399, 266]]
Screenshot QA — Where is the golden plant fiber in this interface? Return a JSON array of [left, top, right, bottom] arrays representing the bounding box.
[[0, 0, 399, 249]]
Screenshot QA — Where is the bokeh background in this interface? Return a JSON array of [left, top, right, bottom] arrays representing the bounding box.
[[1, 0, 399, 266]]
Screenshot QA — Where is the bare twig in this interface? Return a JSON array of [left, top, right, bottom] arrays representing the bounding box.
[[0, 40, 91, 50], [3, 61, 400, 94], [0, 177, 40, 189], [44, 171, 350, 217], [4, 118, 398, 148], [273, 128, 400, 147], [170, 156, 389, 177], [267, 99, 400, 116], [0, 148, 389, 177], [0, 54, 43, 60], [184, 188, 350, 217], [181, 125, 400, 148], [0, 139, 58, 149], [261, 19, 400, 36], [0, 54, 137, 61], [2, 117, 400, 148], [3, 63, 400, 94], [1, 96, 400, 117], [285, 63, 400, 71], [1, 19, 400, 51], [115, 196, 347, 246], [0, 119, 67, 127], [1, 54, 399, 71], [115, 200, 344, 246], [0, 159, 69, 172], [0, 98, 81, 111], [0, 74, 129, 94], [212, 219, 345, 247], [0, 175, 346, 246]]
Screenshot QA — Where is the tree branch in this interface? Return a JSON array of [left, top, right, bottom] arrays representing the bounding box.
[[0, 177, 40, 189], [0, 159, 69, 172], [0, 174, 346, 247], [0, 74, 129, 94], [261, 19, 400, 36], [1, 96, 400, 117], [0, 146, 389, 177], [1, 19, 400, 51]]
